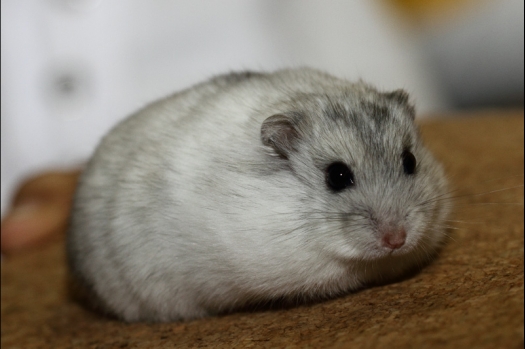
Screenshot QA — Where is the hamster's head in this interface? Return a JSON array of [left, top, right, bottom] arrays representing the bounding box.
[[261, 85, 449, 267]]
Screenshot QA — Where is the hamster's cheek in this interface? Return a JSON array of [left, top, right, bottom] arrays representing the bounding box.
[[320, 229, 383, 261]]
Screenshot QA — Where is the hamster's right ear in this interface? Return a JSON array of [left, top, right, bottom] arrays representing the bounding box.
[[261, 114, 300, 159]]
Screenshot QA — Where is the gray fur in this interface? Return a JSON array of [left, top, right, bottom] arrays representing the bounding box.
[[67, 67, 449, 322]]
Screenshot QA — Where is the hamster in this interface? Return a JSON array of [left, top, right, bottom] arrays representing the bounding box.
[[67, 68, 450, 322]]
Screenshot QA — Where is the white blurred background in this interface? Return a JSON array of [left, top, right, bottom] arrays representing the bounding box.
[[1, 0, 523, 216]]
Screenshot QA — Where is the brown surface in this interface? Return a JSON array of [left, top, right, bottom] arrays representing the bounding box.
[[2, 110, 524, 349]]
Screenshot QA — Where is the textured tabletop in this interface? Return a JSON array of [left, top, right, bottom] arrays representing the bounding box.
[[2, 111, 523, 349]]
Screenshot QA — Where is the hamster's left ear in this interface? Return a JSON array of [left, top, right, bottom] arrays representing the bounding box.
[[385, 89, 415, 120], [261, 113, 300, 159]]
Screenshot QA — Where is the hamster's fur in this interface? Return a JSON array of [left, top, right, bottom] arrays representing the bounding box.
[[67, 68, 449, 322]]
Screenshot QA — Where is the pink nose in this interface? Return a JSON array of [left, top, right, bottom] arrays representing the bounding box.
[[381, 229, 406, 250]]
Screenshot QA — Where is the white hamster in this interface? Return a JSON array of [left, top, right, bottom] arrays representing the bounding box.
[[67, 68, 450, 322]]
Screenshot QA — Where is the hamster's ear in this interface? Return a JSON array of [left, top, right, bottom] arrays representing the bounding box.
[[385, 89, 409, 105], [261, 114, 299, 159], [385, 89, 415, 120]]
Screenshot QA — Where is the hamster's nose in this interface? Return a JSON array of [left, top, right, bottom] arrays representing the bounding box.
[[381, 228, 406, 250]]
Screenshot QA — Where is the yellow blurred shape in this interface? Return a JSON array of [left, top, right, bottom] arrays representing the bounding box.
[[384, 0, 480, 22]]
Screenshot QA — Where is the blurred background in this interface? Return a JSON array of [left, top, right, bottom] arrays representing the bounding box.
[[1, 0, 523, 216]]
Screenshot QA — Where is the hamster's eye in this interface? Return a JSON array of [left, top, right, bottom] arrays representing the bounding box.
[[402, 150, 416, 175], [326, 162, 354, 192]]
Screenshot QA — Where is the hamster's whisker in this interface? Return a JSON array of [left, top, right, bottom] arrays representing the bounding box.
[[421, 184, 524, 207], [443, 219, 483, 224], [267, 210, 356, 217], [417, 188, 462, 206], [441, 173, 523, 190], [431, 228, 457, 242], [435, 224, 460, 231], [458, 202, 523, 206], [415, 238, 438, 261], [414, 245, 429, 270], [419, 183, 523, 207], [441, 202, 523, 213]]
